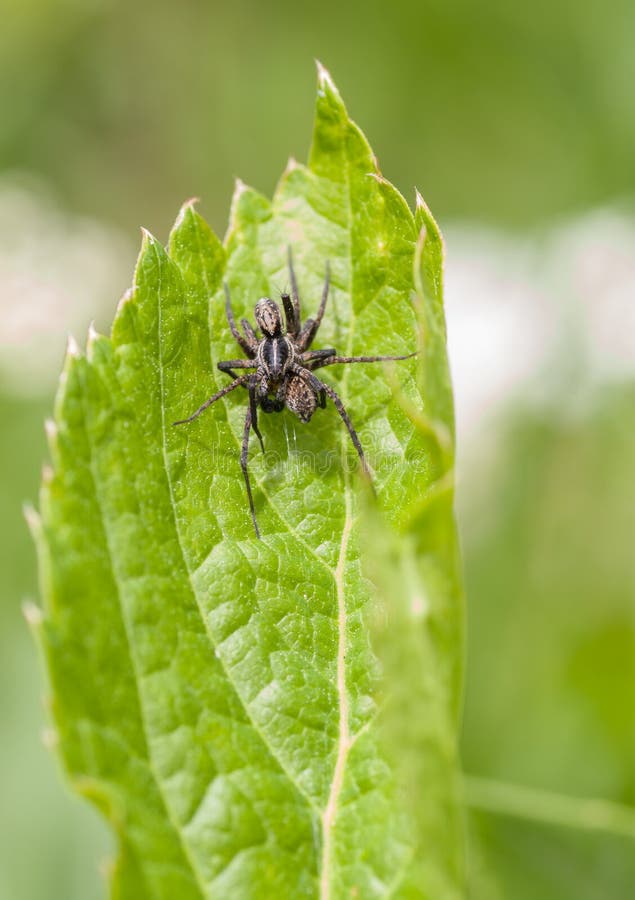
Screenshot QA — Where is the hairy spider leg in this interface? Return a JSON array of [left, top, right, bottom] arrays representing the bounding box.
[[241, 404, 260, 539], [217, 362, 265, 453], [224, 283, 258, 357], [172, 373, 251, 425], [217, 358, 257, 381], [281, 246, 302, 336], [247, 379, 265, 454], [314, 374, 370, 476], [300, 348, 337, 364], [280, 292, 298, 338], [296, 260, 330, 352], [310, 350, 418, 370], [240, 318, 258, 347], [291, 366, 368, 464]]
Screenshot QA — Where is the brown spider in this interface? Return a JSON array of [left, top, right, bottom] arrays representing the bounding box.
[[173, 251, 415, 538]]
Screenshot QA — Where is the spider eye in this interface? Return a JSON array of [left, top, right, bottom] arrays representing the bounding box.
[[255, 297, 282, 337]]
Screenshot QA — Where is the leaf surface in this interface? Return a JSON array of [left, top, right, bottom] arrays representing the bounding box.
[[31, 66, 464, 898]]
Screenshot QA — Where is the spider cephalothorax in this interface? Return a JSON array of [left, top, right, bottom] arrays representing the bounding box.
[[174, 251, 415, 538]]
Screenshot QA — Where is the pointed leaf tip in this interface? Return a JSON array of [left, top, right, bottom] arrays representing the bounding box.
[[44, 418, 57, 441], [87, 321, 100, 344], [23, 503, 41, 535], [174, 197, 201, 230], [139, 226, 158, 246], [229, 177, 248, 216], [66, 334, 81, 358], [114, 287, 135, 320], [315, 59, 339, 96]]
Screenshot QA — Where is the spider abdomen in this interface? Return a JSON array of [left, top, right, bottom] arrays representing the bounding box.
[[285, 374, 318, 423]]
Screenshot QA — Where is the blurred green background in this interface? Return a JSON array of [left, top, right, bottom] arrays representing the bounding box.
[[1, 1, 633, 898]]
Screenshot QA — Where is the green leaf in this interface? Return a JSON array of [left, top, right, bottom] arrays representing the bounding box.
[[30, 64, 464, 898]]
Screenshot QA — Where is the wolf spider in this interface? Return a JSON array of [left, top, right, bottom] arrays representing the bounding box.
[[173, 251, 415, 538]]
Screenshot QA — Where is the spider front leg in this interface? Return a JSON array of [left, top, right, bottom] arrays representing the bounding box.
[[300, 348, 336, 364], [248, 380, 265, 454], [296, 261, 330, 352], [310, 371, 371, 476], [310, 351, 418, 371], [172, 373, 251, 425], [224, 283, 258, 357], [281, 246, 302, 336], [240, 403, 261, 539], [281, 292, 299, 338], [218, 359, 257, 381], [298, 351, 335, 406], [240, 318, 258, 347]]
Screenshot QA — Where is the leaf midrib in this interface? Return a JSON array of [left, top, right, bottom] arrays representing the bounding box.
[[318, 126, 357, 900]]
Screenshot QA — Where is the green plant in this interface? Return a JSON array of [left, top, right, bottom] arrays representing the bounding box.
[[28, 65, 463, 898]]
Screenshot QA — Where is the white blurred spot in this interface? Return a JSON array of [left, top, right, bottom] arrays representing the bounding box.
[[0, 174, 131, 394], [444, 209, 635, 446], [22, 600, 43, 626], [44, 418, 57, 440], [41, 727, 59, 749], [410, 595, 426, 619], [66, 334, 81, 358]]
